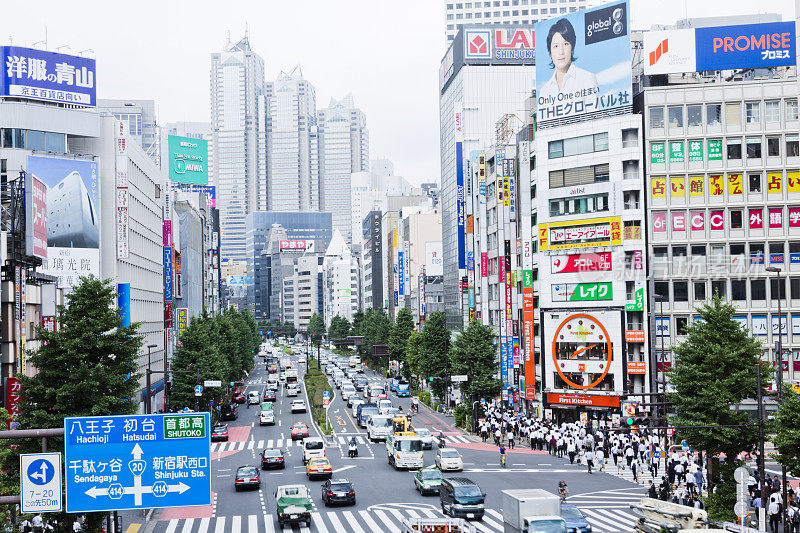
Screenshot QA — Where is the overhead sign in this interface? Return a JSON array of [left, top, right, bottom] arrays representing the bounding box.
[[0, 46, 96, 106], [21, 453, 62, 513], [451, 375, 469, 382], [644, 21, 796, 74], [203, 380, 222, 388], [539, 217, 622, 251], [536, 1, 631, 123], [64, 413, 212, 513], [167, 135, 208, 185]]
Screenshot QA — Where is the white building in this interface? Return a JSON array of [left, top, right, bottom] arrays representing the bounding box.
[[318, 95, 369, 244], [286, 253, 324, 330], [97, 99, 160, 167], [210, 33, 267, 262], [350, 168, 414, 247], [323, 230, 360, 326], [266, 66, 319, 212]]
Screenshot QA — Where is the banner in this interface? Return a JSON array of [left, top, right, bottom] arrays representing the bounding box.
[[24, 172, 47, 259]]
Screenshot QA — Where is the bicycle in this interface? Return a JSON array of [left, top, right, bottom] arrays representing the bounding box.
[[500, 454, 506, 468]]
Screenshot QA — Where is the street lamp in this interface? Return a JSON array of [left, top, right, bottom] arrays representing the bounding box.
[[145, 343, 158, 414], [765, 265, 788, 532], [652, 293, 666, 471]]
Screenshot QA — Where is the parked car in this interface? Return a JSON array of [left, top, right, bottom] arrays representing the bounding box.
[[211, 424, 228, 442], [260, 448, 285, 469], [234, 466, 260, 491], [414, 466, 443, 495], [321, 478, 356, 506]]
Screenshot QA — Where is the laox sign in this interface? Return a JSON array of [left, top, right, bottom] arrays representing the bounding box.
[[495, 29, 535, 49]]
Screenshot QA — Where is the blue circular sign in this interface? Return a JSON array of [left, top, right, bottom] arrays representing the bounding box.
[[26, 459, 54, 486]]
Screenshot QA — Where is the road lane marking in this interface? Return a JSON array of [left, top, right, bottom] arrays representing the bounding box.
[[247, 515, 258, 532], [180, 518, 193, 533], [231, 515, 241, 533], [341, 511, 366, 533], [164, 521, 178, 533], [357, 510, 384, 532], [123, 525, 140, 533], [197, 517, 210, 533], [263, 513, 275, 533]]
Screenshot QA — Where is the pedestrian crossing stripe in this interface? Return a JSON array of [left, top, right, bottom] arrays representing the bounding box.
[[210, 439, 305, 452], [330, 435, 472, 446], [155, 505, 639, 532]]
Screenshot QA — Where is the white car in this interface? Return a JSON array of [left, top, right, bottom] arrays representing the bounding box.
[[347, 394, 363, 408], [415, 428, 434, 449], [378, 399, 393, 415], [351, 399, 364, 418], [247, 391, 260, 405], [302, 437, 326, 464], [285, 384, 299, 397], [291, 399, 307, 413], [435, 448, 463, 472], [341, 385, 356, 402]]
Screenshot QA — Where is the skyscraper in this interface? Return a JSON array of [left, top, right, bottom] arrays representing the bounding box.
[[210, 33, 267, 262], [266, 66, 318, 211], [318, 95, 369, 244]]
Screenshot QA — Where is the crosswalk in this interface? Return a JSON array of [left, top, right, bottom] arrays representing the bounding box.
[[210, 434, 474, 453], [567, 486, 644, 531], [155, 505, 639, 532]]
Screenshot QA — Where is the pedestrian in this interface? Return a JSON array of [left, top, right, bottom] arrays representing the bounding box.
[[648, 481, 657, 499], [768, 497, 781, 533], [789, 502, 800, 533], [631, 457, 639, 483], [585, 448, 595, 474], [567, 440, 576, 464], [508, 431, 515, 450], [595, 447, 605, 472], [693, 468, 704, 496]]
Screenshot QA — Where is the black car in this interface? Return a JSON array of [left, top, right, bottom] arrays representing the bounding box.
[[321, 479, 356, 506], [260, 448, 285, 469], [234, 466, 260, 491], [211, 424, 228, 442], [263, 390, 277, 402], [219, 403, 238, 421]]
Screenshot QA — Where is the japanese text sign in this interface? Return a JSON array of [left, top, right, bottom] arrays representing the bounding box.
[[1, 46, 96, 106]]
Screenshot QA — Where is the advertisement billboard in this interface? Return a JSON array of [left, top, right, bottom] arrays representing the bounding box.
[[538, 217, 622, 251], [24, 172, 47, 259], [425, 241, 444, 276], [535, 1, 631, 123], [167, 135, 209, 185], [173, 183, 216, 208], [644, 22, 796, 74], [0, 46, 96, 106], [28, 156, 99, 289], [279, 240, 314, 252], [550, 252, 612, 273]]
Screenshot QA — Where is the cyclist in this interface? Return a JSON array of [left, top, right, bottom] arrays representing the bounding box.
[[558, 480, 569, 502], [499, 444, 507, 468], [438, 432, 446, 448]]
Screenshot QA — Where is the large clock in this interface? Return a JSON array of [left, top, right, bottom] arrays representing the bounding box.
[[551, 313, 613, 390]]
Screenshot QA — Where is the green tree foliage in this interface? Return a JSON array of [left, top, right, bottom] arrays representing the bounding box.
[[774, 385, 800, 478], [350, 309, 368, 356], [405, 330, 423, 384], [328, 315, 351, 342], [668, 296, 767, 521], [389, 307, 415, 369], [307, 313, 326, 344], [8, 276, 142, 531], [365, 309, 391, 355], [450, 320, 502, 401], [419, 311, 451, 400]]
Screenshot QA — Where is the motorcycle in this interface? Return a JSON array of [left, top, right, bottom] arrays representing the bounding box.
[[348, 442, 358, 458]]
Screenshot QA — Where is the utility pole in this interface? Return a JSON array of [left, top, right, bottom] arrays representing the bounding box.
[[756, 363, 768, 523], [144, 343, 157, 414]]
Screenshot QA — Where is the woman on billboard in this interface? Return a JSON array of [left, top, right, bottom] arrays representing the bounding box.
[[539, 18, 599, 105]]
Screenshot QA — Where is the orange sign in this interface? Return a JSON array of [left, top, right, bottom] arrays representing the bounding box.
[[626, 361, 646, 374], [625, 330, 645, 343], [546, 393, 620, 408]]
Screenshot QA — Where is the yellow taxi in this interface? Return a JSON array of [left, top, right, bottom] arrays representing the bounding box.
[[305, 457, 332, 480]]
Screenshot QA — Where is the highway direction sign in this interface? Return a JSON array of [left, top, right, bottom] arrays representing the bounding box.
[[64, 413, 212, 513], [21, 453, 62, 513], [451, 375, 468, 382]]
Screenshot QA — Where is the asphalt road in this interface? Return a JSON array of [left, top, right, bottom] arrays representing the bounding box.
[[142, 347, 645, 533]]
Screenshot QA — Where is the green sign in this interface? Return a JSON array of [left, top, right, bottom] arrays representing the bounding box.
[[552, 282, 612, 302], [168, 135, 209, 185], [625, 288, 644, 311], [687, 140, 703, 162], [164, 414, 207, 439], [650, 142, 665, 164], [708, 139, 723, 161], [669, 141, 684, 163], [523, 269, 534, 288]]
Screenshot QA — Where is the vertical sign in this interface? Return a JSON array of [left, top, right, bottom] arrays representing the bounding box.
[[116, 122, 130, 259], [176, 308, 188, 346], [14, 267, 21, 371], [117, 283, 130, 328], [5, 377, 21, 429], [20, 269, 26, 376], [398, 251, 404, 297], [24, 172, 47, 259], [163, 221, 173, 329], [478, 153, 486, 205], [455, 103, 466, 270], [523, 267, 535, 400]]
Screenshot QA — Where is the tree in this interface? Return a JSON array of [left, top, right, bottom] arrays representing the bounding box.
[[389, 307, 415, 371], [366, 309, 391, 353], [307, 313, 326, 344], [10, 276, 142, 531], [450, 320, 502, 402], [351, 309, 369, 356], [419, 311, 451, 400], [405, 330, 424, 386], [774, 385, 800, 478], [328, 315, 351, 343], [668, 296, 767, 521], [170, 316, 229, 410]]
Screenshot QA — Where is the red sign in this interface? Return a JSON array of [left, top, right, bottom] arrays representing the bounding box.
[[5, 377, 21, 429], [749, 208, 763, 229], [480, 253, 488, 277], [769, 208, 783, 228], [41, 316, 56, 332], [625, 330, 645, 343], [789, 208, 800, 228], [550, 252, 612, 274], [710, 210, 724, 230], [525, 386, 536, 400], [546, 393, 620, 408], [28, 175, 47, 259], [690, 212, 704, 231], [652, 212, 666, 233], [494, 29, 535, 49], [280, 240, 308, 251], [672, 212, 686, 231], [626, 361, 646, 374]]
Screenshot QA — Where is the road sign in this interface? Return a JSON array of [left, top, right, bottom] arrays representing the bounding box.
[[451, 375, 468, 382], [194, 385, 203, 396], [734, 466, 749, 485], [647, 451, 666, 459], [203, 380, 222, 387], [64, 413, 212, 513], [666, 428, 674, 436], [21, 453, 62, 513], [323, 390, 330, 408], [734, 501, 749, 518]]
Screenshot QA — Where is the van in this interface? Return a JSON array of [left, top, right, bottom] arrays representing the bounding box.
[[358, 405, 379, 428], [259, 403, 275, 426], [302, 437, 326, 464], [286, 383, 299, 397], [439, 477, 486, 521], [367, 415, 392, 442], [378, 399, 393, 415], [219, 403, 238, 421]]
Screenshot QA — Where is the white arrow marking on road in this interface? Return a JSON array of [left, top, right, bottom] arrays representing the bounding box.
[[131, 443, 144, 461], [332, 465, 356, 473]]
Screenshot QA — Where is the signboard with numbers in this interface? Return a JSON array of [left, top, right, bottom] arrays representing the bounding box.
[[708, 140, 723, 161], [21, 453, 62, 513], [650, 142, 665, 164], [64, 413, 212, 513]]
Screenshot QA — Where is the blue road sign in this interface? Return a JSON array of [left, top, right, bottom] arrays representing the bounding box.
[[64, 413, 212, 513], [21, 453, 62, 513], [647, 451, 666, 459], [194, 385, 203, 396], [322, 391, 330, 398]]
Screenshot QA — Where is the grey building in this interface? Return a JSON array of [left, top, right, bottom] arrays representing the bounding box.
[[97, 99, 160, 166], [362, 210, 383, 310], [173, 198, 209, 320]]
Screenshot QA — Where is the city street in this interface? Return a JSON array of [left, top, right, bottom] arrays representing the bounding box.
[[141, 350, 645, 533]]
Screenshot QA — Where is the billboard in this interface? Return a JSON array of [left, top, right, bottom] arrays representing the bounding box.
[[1, 46, 96, 106], [173, 183, 216, 208], [550, 252, 612, 273], [24, 172, 47, 259], [279, 240, 314, 252], [28, 156, 99, 289], [538, 217, 622, 251], [425, 241, 443, 276], [167, 135, 208, 185], [644, 22, 796, 75], [535, 1, 631, 123]]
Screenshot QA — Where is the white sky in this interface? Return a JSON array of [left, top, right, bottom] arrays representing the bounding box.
[[0, 0, 795, 185]]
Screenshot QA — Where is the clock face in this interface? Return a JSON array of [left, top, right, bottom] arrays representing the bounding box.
[[551, 313, 613, 390]]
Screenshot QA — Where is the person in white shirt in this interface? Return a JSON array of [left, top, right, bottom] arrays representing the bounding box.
[[538, 18, 599, 113]]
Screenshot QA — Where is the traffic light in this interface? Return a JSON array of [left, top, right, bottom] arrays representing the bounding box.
[[229, 381, 235, 387]]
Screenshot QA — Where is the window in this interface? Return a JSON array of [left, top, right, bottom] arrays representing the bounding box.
[[706, 104, 722, 126], [687, 105, 702, 127], [765, 101, 780, 122], [623, 220, 641, 239], [548, 141, 563, 158], [623, 190, 640, 209], [626, 281, 635, 300], [767, 137, 780, 157], [787, 99, 798, 121], [726, 102, 741, 126], [672, 246, 687, 258], [771, 277, 786, 300], [622, 160, 638, 180], [750, 243, 765, 262], [731, 280, 747, 301], [653, 246, 668, 266], [727, 138, 742, 159], [650, 107, 664, 129], [548, 164, 609, 188], [673, 281, 688, 302], [622, 128, 638, 147], [653, 281, 669, 300], [549, 193, 608, 216], [46, 132, 65, 152], [548, 133, 608, 159], [692, 245, 706, 260], [730, 210, 743, 229], [747, 137, 762, 159], [792, 277, 800, 300], [787, 135, 799, 157], [745, 102, 760, 123], [26, 130, 45, 150], [748, 173, 761, 193], [668, 106, 683, 127], [676, 317, 689, 335], [751, 279, 766, 300], [730, 244, 745, 257], [712, 280, 726, 299]]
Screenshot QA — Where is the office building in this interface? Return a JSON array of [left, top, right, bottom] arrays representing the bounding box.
[[97, 99, 160, 166], [362, 210, 384, 310], [284, 253, 325, 330], [210, 33, 267, 262], [399, 206, 443, 326], [322, 230, 360, 326]]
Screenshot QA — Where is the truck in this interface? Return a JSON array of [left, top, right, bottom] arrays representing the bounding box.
[[630, 498, 726, 533], [386, 431, 423, 470], [402, 517, 479, 533], [275, 484, 313, 529], [501, 489, 567, 533]]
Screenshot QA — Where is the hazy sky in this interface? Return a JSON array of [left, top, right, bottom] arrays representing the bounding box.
[[0, 0, 794, 185]]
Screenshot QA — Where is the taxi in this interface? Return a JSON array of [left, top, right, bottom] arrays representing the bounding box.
[[290, 422, 310, 440], [306, 457, 332, 479]]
